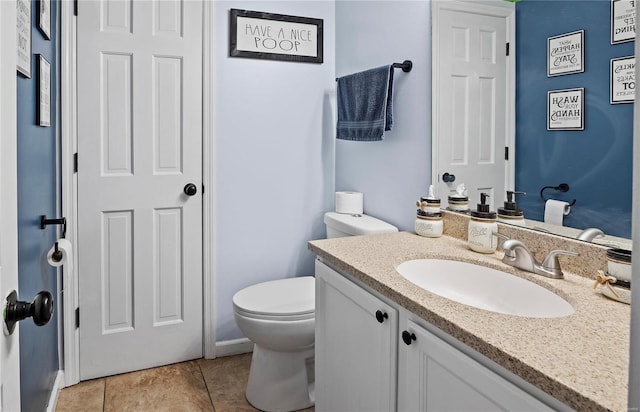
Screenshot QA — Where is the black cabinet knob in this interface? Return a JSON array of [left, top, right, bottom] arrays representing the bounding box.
[[4, 290, 54, 335], [402, 330, 417, 345], [375, 310, 389, 323], [184, 183, 197, 196]]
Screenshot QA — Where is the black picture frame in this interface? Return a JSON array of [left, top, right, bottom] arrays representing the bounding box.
[[611, 0, 635, 44], [547, 88, 585, 131], [38, 0, 51, 40], [16, 0, 31, 78], [547, 30, 584, 77], [229, 9, 323, 64], [610, 56, 635, 104]]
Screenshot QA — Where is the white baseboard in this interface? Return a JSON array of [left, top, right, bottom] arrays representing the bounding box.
[[213, 338, 254, 358], [46, 370, 65, 412]]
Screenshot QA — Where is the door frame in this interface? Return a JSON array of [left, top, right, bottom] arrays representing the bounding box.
[[431, 0, 516, 194], [0, 1, 22, 409], [60, 0, 217, 386]]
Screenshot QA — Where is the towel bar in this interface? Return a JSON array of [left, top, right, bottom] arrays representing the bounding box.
[[336, 60, 413, 81]]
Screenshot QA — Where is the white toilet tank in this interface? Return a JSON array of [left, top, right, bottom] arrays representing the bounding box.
[[324, 212, 398, 238]]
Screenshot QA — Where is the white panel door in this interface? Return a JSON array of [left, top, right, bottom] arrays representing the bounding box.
[[315, 261, 398, 412], [0, 1, 21, 409], [77, 0, 203, 379], [434, 3, 511, 210], [398, 320, 552, 411]]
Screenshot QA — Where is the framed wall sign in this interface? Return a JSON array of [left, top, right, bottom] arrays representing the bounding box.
[[38, 55, 51, 127], [611, 56, 635, 104], [547, 88, 584, 131], [16, 0, 31, 77], [229, 9, 323, 64], [547, 30, 584, 77], [611, 0, 635, 44], [39, 0, 51, 40]]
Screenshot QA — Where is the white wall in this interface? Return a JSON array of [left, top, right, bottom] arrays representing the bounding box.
[[214, 1, 335, 341], [335, 1, 432, 231]]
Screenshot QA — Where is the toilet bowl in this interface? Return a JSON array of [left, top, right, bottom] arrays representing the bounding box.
[[233, 277, 315, 412], [232, 211, 398, 412]]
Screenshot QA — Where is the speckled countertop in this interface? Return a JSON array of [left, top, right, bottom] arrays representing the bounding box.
[[308, 232, 630, 412]]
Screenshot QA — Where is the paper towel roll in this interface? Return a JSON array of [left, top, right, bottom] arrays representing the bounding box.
[[544, 199, 571, 226], [47, 238, 73, 273], [335, 191, 364, 214]]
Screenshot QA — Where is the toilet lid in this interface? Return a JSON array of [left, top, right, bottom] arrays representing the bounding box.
[[232, 276, 315, 317]]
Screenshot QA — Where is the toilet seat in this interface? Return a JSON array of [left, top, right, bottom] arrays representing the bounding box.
[[233, 276, 315, 321]]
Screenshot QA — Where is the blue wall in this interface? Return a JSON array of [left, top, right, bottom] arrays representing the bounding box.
[[515, 0, 634, 238], [16, 0, 59, 410]]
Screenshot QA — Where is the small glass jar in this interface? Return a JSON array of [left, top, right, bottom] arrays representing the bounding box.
[[417, 197, 441, 214], [415, 211, 443, 238], [447, 196, 469, 212]]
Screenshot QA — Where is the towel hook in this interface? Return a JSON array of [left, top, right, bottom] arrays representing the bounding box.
[[40, 215, 67, 238], [540, 183, 576, 206]]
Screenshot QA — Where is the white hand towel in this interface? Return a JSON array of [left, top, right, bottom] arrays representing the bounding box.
[[544, 199, 571, 226]]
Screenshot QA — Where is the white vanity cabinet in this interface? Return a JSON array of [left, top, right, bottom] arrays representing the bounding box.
[[315, 260, 398, 412], [315, 260, 566, 412]]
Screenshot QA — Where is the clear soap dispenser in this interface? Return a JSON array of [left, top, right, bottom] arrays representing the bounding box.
[[468, 193, 497, 253], [497, 191, 526, 226]]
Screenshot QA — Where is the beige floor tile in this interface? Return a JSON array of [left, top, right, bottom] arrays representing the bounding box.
[[198, 354, 257, 412], [104, 361, 213, 412], [55, 378, 105, 412]]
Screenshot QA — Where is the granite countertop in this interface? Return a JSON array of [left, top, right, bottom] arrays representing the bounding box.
[[308, 232, 630, 412]]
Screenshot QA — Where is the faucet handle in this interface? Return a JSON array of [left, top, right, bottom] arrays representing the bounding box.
[[541, 249, 579, 273]]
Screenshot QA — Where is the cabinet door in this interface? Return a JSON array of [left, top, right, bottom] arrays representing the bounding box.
[[398, 319, 553, 412], [315, 260, 398, 412]]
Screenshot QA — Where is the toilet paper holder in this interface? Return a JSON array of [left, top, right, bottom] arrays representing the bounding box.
[[40, 215, 66, 238], [540, 183, 577, 206]]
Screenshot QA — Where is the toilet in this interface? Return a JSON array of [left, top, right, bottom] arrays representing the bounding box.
[[232, 211, 397, 412]]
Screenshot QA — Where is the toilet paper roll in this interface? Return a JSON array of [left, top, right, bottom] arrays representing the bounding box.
[[47, 238, 73, 273], [335, 191, 364, 214], [544, 199, 571, 226]]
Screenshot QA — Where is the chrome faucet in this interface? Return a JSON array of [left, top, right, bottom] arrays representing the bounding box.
[[576, 227, 605, 242], [498, 238, 578, 279]]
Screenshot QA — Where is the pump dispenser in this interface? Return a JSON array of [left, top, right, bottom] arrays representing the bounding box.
[[468, 193, 498, 253], [497, 191, 526, 226]]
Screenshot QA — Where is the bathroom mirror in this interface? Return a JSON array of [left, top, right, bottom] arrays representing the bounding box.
[[438, 0, 633, 249]]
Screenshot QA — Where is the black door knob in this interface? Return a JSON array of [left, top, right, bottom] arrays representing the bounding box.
[[184, 183, 197, 196], [401, 330, 417, 345], [4, 290, 54, 335], [375, 310, 389, 323], [442, 173, 456, 183]]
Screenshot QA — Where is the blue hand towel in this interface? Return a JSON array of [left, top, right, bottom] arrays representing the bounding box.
[[336, 65, 394, 141]]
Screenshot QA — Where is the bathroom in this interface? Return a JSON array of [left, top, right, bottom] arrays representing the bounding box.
[[0, 0, 638, 410]]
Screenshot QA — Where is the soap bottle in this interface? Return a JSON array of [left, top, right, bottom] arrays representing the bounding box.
[[447, 183, 469, 212], [417, 185, 441, 214], [497, 191, 526, 227], [468, 193, 498, 253]]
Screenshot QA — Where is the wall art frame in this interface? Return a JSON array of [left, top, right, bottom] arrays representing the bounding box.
[[547, 88, 584, 131], [547, 30, 584, 77], [229, 8, 323, 64], [16, 0, 31, 78], [611, 56, 635, 104], [611, 0, 635, 44], [39, 0, 51, 40], [38, 55, 51, 127]]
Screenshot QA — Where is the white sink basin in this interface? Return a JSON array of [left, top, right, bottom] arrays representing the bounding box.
[[396, 259, 574, 318]]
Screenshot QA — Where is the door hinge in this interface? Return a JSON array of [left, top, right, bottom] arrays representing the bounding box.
[[75, 307, 80, 328], [506, 42, 510, 56], [504, 146, 509, 161], [74, 153, 78, 173], [202, 184, 205, 195], [74, 0, 78, 16]]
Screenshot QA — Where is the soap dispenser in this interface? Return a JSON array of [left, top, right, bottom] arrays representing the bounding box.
[[417, 185, 441, 214], [497, 191, 526, 226], [468, 193, 498, 253]]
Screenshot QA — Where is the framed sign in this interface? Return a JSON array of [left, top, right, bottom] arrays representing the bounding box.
[[229, 9, 323, 64], [547, 88, 584, 131], [39, 0, 51, 40], [547, 30, 584, 77], [16, 0, 31, 78], [611, 0, 635, 44], [611, 56, 635, 104], [38, 55, 51, 127]]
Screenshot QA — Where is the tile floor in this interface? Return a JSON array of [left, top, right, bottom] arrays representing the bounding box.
[[55, 353, 315, 412]]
